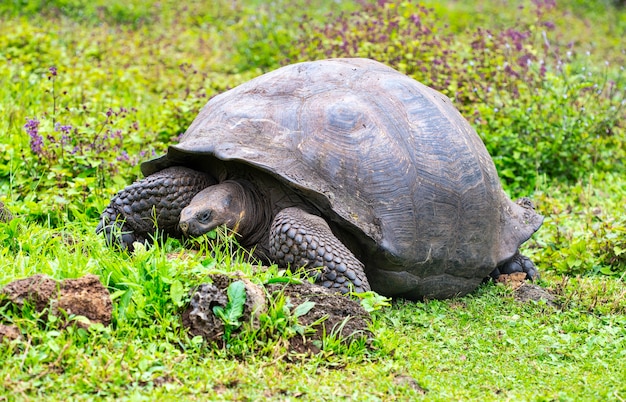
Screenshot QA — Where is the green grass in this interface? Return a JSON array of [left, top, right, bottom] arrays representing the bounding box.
[[1, 225, 625, 399], [1, 0, 625, 400]]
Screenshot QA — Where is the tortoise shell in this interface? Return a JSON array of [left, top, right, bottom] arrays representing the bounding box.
[[142, 58, 542, 299]]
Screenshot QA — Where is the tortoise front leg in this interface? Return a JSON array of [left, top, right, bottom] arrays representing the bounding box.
[[269, 207, 370, 294], [96, 166, 215, 251]]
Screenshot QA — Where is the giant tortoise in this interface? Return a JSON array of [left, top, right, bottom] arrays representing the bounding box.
[[97, 58, 543, 300]]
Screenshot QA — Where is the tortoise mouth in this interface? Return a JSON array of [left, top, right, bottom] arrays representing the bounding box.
[[179, 206, 219, 237], [179, 220, 220, 238]]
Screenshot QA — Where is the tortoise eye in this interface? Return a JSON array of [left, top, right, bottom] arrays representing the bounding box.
[[198, 211, 212, 223]]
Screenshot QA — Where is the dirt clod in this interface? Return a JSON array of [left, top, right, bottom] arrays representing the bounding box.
[[514, 283, 558, 306], [1, 274, 112, 328], [183, 275, 372, 353], [267, 282, 372, 353], [495, 272, 527, 290], [0, 324, 20, 342], [496, 273, 558, 306], [184, 274, 266, 342]]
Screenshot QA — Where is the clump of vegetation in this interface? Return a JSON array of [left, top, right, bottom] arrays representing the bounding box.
[[533, 172, 626, 278]]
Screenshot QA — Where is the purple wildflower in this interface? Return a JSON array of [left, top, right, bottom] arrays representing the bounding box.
[[116, 150, 130, 162], [54, 122, 73, 134], [542, 21, 556, 30], [410, 13, 421, 27], [48, 66, 57, 78], [504, 64, 520, 78], [24, 118, 43, 156], [517, 53, 534, 68]]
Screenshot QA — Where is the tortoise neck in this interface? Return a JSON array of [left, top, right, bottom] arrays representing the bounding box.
[[227, 179, 272, 247]]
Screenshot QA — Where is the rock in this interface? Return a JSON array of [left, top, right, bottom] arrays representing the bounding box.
[[1, 274, 112, 328]]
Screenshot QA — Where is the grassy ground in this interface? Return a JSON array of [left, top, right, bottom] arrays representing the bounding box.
[[1, 0, 625, 400]]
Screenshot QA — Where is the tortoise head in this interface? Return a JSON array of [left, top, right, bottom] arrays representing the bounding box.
[[179, 181, 247, 238]]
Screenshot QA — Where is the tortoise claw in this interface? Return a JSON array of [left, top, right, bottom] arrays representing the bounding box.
[[96, 209, 139, 252], [490, 251, 539, 281]]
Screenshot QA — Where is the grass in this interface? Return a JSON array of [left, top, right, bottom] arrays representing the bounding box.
[[1, 225, 625, 400], [1, 0, 625, 400]]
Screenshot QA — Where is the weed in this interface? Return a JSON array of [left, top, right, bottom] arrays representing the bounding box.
[[212, 280, 247, 342]]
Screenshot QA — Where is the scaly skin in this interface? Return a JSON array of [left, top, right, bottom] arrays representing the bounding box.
[[96, 167, 216, 251], [269, 207, 371, 294]]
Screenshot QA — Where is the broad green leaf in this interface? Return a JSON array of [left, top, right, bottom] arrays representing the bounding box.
[[293, 301, 315, 318], [225, 280, 246, 323], [213, 280, 247, 327], [170, 280, 184, 306]]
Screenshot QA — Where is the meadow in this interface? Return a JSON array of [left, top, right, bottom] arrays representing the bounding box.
[[0, 0, 625, 400]]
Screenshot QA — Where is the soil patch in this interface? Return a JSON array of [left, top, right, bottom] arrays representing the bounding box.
[[1, 274, 112, 328], [183, 274, 372, 353], [0, 324, 20, 342], [496, 273, 559, 306], [266, 282, 372, 354]]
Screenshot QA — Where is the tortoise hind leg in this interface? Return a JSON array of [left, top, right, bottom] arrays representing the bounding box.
[[269, 207, 370, 294], [490, 251, 539, 281], [97, 166, 215, 251]]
